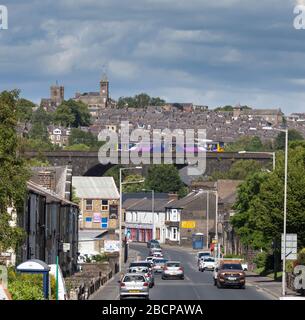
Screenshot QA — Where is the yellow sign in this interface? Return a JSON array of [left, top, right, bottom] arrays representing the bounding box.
[[212, 239, 218, 244], [181, 220, 196, 229]]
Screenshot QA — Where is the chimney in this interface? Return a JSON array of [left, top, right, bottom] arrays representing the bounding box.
[[168, 193, 178, 201]]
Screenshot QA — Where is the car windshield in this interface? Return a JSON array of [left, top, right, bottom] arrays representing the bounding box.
[[154, 259, 167, 264], [204, 258, 215, 262], [130, 262, 150, 268], [221, 264, 243, 270], [123, 275, 145, 282], [129, 267, 148, 273], [166, 262, 180, 267], [199, 253, 210, 258]]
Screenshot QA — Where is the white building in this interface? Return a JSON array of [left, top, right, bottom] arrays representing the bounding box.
[[164, 206, 182, 244], [123, 197, 176, 244]]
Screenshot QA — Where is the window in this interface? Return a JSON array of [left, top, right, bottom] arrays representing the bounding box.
[[101, 217, 108, 229], [85, 199, 93, 211], [101, 200, 108, 211], [172, 227, 177, 240]]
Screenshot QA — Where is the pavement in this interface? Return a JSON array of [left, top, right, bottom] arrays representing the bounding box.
[[245, 271, 297, 300], [89, 248, 139, 300], [91, 242, 281, 300]]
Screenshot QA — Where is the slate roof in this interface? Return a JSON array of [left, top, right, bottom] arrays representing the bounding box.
[[72, 176, 120, 199]]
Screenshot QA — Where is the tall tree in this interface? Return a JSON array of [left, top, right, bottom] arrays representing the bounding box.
[[54, 99, 91, 127], [232, 145, 305, 250], [145, 164, 185, 195], [29, 106, 51, 141], [275, 129, 304, 150], [0, 90, 28, 252], [16, 98, 36, 122]]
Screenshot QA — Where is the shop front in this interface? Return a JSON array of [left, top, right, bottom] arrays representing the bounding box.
[[125, 223, 153, 243]]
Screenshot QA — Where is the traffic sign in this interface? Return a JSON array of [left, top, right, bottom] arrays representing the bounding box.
[[281, 233, 297, 260]]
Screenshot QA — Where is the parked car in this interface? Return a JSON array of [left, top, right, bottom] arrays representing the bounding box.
[[198, 257, 215, 272], [128, 266, 155, 288], [215, 263, 246, 289], [197, 251, 211, 266], [152, 258, 168, 273], [162, 261, 184, 280], [147, 239, 160, 248], [119, 273, 150, 300]]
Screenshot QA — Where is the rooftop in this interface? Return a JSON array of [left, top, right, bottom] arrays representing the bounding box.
[[72, 176, 120, 199]]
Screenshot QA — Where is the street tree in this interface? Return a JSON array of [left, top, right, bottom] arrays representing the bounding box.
[[145, 164, 186, 196], [0, 90, 29, 252]]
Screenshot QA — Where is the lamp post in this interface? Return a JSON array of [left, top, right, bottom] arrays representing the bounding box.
[[273, 128, 288, 296], [199, 190, 218, 256], [119, 167, 143, 273], [142, 189, 155, 240]]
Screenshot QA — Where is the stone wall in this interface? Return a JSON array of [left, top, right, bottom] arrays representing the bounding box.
[[66, 256, 119, 300]]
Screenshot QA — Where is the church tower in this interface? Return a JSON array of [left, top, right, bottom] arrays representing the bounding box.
[[100, 73, 109, 108]]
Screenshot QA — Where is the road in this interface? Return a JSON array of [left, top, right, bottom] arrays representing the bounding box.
[[91, 243, 274, 300]]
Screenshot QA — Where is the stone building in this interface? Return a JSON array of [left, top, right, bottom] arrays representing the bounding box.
[[74, 75, 110, 120], [41, 83, 65, 112], [72, 177, 120, 231], [233, 106, 283, 125], [47, 125, 71, 147]]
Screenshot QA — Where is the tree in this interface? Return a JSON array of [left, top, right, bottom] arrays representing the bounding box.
[[145, 164, 186, 195], [232, 145, 305, 251], [29, 106, 52, 141], [54, 99, 91, 127], [69, 128, 97, 147], [275, 129, 304, 150], [212, 160, 263, 180], [117, 94, 166, 109], [0, 90, 29, 252], [122, 174, 145, 193], [16, 98, 36, 122], [225, 136, 271, 152], [215, 105, 233, 111]]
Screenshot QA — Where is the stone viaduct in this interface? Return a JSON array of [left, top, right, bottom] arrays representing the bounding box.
[[23, 151, 273, 177]]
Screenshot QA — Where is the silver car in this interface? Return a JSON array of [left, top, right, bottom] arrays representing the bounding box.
[[162, 261, 184, 280], [119, 273, 150, 300], [152, 258, 168, 273], [128, 266, 155, 288]]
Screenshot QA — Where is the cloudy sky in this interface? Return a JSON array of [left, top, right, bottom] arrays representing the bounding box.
[[0, 0, 305, 113]]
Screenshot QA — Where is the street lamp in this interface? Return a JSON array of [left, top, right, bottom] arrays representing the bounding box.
[[271, 128, 288, 296], [119, 166, 143, 273], [238, 150, 276, 171], [142, 189, 155, 240], [198, 189, 218, 257]]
